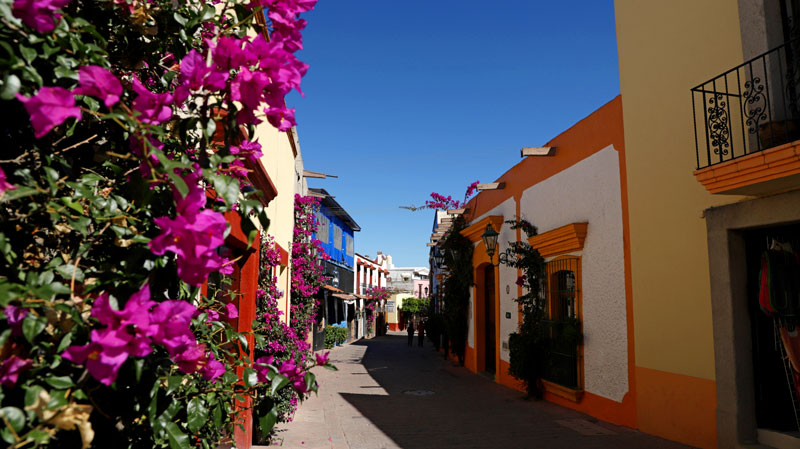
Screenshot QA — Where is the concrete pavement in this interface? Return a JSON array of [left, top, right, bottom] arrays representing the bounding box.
[[270, 333, 694, 449]]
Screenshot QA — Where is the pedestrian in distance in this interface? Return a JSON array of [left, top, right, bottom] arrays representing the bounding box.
[[407, 320, 415, 347], [418, 320, 425, 347]]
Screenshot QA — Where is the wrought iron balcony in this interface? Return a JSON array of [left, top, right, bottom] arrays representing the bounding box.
[[692, 39, 800, 169]]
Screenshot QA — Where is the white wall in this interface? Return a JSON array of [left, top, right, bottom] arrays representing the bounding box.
[[519, 145, 628, 402]]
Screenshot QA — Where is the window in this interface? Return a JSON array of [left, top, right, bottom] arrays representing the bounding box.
[[346, 234, 353, 257], [316, 212, 329, 243], [542, 256, 582, 392], [333, 225, 342, 250]]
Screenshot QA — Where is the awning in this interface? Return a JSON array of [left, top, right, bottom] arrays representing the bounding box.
[[323, 285, 343, 293], [332, 293, 357, 301]]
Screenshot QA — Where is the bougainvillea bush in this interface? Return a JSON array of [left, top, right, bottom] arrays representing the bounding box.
[[251, 234, 330, 443], [289, 194, 327, 348], [0, 0, 324, 447]]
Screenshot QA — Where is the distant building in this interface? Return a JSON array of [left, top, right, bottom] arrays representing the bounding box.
[[309, 188, 360, 348], [381, 255, 429, 331]]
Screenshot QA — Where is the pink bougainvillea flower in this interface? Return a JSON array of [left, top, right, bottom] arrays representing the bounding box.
[[16, 87, 82, 138], [149, 172, 229, 286], [63, 334, 130, 386], [73, 66, 123, 108], [172, 342, 206, 373], [230, 139, 263, 164], [131, 78, 173, 124], [149, 300, 198, 355], [3, 305, 28, 337], [0, 355, 33, 387], [0, 166, 17, 195], [12, 0, 70, 33], [149, 209, 228, 285], [515, 275, 525, 287], [211, 36, 249, 72], [265, 105, 296, 132], [315, 351, 329, 366], [224, 303, 239, 319], [231, 67, 269, 110], [201, 352, 225, 382], [254, 355, 275, 382], [179, 50, 228, 92]]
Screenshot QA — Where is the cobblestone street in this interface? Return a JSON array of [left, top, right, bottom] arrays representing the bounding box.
[[272, 333, 694, 449]]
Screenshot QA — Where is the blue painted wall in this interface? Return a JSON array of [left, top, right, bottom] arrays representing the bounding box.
[[313, 203, 355, 268]]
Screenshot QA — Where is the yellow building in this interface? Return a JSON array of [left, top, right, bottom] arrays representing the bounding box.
[[252, 124, 307, 321], [615, 1, 800, 447]]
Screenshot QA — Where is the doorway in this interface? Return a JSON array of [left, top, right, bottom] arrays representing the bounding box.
[[484, 265, 496, 374], [745, 223, 800, 436]]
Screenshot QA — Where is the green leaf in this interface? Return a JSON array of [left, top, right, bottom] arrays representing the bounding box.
[[257, 209, 270, 232], [20, 65, 43, 87], [322, 364, 338, 371], [164, 422, 190, 449], [270, 374, 289, 396], [304, 372, 317, 394], [237, 333, 248, 353], [257, 407, 278, 434], [54, 66, 78, 81], [24, 386, 44, 409], [186, 398, 208, 433], [166, 375, 183, 395], [0, 329, 9, 348], [212, 175, 239, 207], [55, 263, 84, 282], [22, 313, 46, 343], [173, 13, 188, 26], [46, 390, 68, 410], [19, 45, 35, 64], [0, 74, 20, 100], [199, 5, 216, 22], [134, 359, 144, 383], [243, 367, 258, 388], [45, 376, 75, 389], [238, 209, 258, 247], [0, 407, 25, 432], [1, 186, 40, 202], [211, 404, 222, 427]]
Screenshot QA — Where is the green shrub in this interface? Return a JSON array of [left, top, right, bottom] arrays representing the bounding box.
[[324, 326, 348, 349]]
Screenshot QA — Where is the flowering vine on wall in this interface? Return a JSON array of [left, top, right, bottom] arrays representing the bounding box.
[[289, 194, 327, 353], [0, 0, 325, 447]]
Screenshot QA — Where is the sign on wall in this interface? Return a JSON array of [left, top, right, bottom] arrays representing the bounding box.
[[387, 301, 395, 313]]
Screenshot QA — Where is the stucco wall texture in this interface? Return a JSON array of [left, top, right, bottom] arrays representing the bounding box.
[[520, 146, 628, 402]]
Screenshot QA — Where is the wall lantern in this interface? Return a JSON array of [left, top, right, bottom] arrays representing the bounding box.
[[481, 223, 499, 261], [433, 249, 445, 269]]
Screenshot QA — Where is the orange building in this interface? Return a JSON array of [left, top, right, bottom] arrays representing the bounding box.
[[437, 96, 637, 428]]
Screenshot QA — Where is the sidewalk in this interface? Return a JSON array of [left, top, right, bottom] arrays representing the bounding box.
[[270, 334, 694, 449]]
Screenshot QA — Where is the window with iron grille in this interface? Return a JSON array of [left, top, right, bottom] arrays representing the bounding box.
[[346, 234, 353, 257], [543, 256, 582, 390], [333, 225, 342, 250]]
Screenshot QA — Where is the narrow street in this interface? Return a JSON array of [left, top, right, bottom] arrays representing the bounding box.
[[274, 333, 693, 449]]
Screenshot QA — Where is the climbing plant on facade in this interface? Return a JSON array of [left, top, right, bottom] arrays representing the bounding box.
[[504, 219, 581, 398], [440, 215, 473, 366], [0, 0, 325, 447]]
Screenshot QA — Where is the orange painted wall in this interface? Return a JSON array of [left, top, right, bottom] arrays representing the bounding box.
[[463, 97, 627, 224], [635, 366, 717, 449], [459, 96, 639, 429]]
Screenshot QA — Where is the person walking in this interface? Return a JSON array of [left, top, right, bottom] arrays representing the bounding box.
[[418, 320, 425, 347], [406, 320, 415, 347]]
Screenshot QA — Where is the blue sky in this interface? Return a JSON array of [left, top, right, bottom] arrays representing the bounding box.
[[287, 1, 620, 267]]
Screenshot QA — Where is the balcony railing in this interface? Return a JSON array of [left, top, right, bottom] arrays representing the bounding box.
[[692, 39, 800, 169]]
